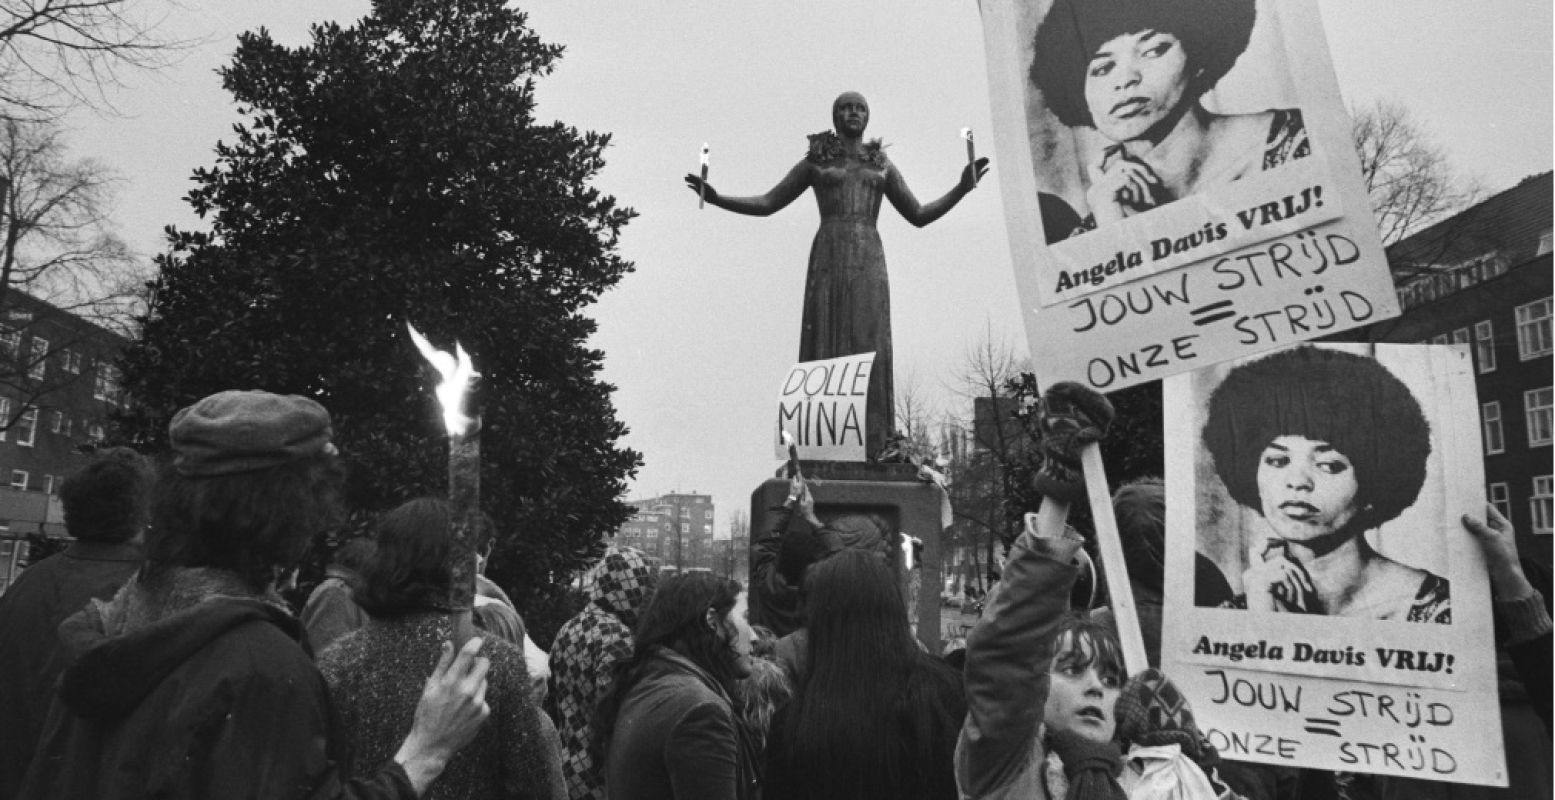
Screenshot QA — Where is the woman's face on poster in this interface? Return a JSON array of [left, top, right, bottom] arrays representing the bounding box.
[[1256, 435, 1362, 542], [1083, 29, 1191, 143]]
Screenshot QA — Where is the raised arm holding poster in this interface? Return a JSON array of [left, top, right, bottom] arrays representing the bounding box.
[[1160, 343, 1507, 786], [979, 0, 1399, 391]]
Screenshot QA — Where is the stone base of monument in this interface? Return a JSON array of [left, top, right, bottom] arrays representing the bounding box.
[[749, 463, 947, 654]]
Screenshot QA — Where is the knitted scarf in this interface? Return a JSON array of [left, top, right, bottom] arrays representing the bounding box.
[[1045, 727, 1127, 800]]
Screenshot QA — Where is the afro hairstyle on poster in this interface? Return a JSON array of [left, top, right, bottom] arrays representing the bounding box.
[[1030, 0, 1258, 129], [1202, 346, 1432, 530]]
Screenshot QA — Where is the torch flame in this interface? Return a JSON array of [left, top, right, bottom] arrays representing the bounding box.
[[700, 143, 710, 166], [781, 430, 794, 447], [407, 322, 479, 436], [960, 127, 973, 141]]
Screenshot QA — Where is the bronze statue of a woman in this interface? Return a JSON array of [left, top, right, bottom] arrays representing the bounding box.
[[685, 92, 989, 458]]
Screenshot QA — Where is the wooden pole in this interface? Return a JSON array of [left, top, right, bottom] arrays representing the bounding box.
[[1081, 443, 1148, 674], [447, 407, 480, 649]]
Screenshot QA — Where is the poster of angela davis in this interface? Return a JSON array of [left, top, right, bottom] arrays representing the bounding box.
[[1185, 344, 1459, 623], [1158, 344, 1508, 783], [985, 0, 1349, 303]]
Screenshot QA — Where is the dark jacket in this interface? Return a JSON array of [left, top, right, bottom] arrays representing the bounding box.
[[604, 648, 756, 800], [18, 568, 414, 800], [749, 505, 841, 637], [954, 527, 1081, 800], [0, 541, 141, 800], [301, 567, 370, 655]]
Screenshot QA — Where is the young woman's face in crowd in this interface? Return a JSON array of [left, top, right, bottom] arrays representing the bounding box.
[[724, 591, 756, 679], [1256, 435, 1362, 542], [1043, 631, 1122, 743], [1084, 29, 1191, 142]]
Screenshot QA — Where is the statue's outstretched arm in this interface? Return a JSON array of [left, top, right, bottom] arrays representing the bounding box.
[[885, 157, 990, 228], [683, 160, 810, 217]]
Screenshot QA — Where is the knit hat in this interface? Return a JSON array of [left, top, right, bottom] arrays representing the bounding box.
[[169, 391, 335, 477]]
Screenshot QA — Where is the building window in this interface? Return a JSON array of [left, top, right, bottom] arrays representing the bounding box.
[[61, 416, 71, 437], [1451, 328, 1470, 346], [1488, 483, 1511, 522], [9, 471, 27, 491], [1533, 476, 1553, 535], [647, 529, 658, 539], [1539, 230, 1554, 257], [1526, 388, 1553, 447], [49, 410, 62, 434], [27, 337, 47, 380], [1481, 402, 1504, 454], [703, 509, 713, 520], [1474, 320, 1496, 373], [1517, 298, 1553, 360], [16, 409, 36, 447], [0, 329, 17, 356], [1430, 333, 1450, 345], [88, 424, 104, 443], [0, 397, 9, 442], [63, 349, 81, 374], [93, 365, 119, 402], [680, 523, 690, 533]]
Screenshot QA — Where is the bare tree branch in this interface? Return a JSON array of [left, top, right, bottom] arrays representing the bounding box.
[[0, 0, 191, 117], [1350, 99, 1479, 247]]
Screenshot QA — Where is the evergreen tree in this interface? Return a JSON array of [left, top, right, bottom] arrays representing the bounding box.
[[118, 0, 641, 614]]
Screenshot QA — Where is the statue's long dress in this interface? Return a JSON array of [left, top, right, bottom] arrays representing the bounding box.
[[801, 157, 894, 458]]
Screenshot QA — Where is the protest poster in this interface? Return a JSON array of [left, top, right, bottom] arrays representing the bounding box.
[[774, 352, 875, 462], [1160, 343, 1506, 786], [978, 0, 1399, 391]]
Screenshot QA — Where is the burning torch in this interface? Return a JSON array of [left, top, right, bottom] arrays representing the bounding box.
[[407, 322, 482, 647]]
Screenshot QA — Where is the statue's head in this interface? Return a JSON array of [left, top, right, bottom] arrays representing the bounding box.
[[832, 91, 870, 137]]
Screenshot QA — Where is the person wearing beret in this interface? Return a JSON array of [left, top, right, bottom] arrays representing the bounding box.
[[18, 391, 493, 800]]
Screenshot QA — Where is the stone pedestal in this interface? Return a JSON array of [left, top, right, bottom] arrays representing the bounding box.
[[749, 465, 947, 654]]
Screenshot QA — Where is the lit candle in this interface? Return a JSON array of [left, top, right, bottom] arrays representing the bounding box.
[[960, 128, 977, 187], [781, 429, 803, 480], [699, 143, 710, 209], [407, 322, 482, 647]]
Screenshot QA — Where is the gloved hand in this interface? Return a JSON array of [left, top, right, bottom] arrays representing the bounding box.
[[1032, 382, 1114, 503], [1115, 668, 1217, 769]]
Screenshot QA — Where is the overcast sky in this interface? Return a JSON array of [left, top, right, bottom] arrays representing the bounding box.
[[62, 0, 1553, 538]]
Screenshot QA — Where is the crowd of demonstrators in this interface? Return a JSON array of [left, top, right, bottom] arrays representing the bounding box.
[[13, 391, 492, 799], [546, 545, 659, 800], [0, 383, 1549, 800], [0, 447, 154, 798], [764, 548, 965, 800], [318, 497, 565, 800], [595, 572, 759, 800], [303, 536, 377, 653]]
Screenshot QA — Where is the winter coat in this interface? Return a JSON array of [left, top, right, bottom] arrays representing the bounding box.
[[954, 527, 1081, 800], [546, 546, 657, 800], [17, 567, 414, 800], [302, 567, 370, 655], [603, 648, 757, 800], [319, 613, 565, 800], [0, 541, 141, 799]]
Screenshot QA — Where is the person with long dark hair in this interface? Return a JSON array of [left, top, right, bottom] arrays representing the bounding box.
[[764, 548, 966, 800], [319, 497, 564, 799], [597, 572, 757, 800]]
